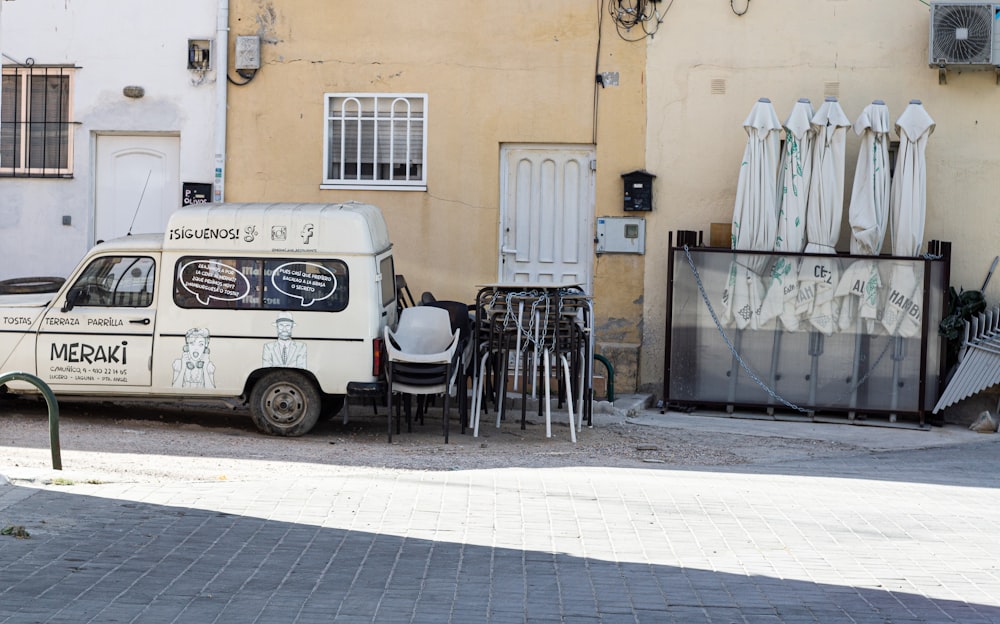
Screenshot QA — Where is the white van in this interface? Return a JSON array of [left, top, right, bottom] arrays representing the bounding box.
[[0, 202, 397, 436]]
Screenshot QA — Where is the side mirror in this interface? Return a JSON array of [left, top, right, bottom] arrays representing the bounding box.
[[61, 287, 83, 313]]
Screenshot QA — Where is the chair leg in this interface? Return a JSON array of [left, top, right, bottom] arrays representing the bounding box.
[[520, 346, 529, 430], [443, 391, 450, 444], [543, 349, 552, 438], [560, 354, 577, 444], [387, 388, 394, 443], [472, 351, 489, 437]]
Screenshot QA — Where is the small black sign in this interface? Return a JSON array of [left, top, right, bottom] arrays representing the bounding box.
[[182, 182, 213, 206]]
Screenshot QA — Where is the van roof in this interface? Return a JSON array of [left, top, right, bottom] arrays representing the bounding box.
[[163, 202, 392, 254], [93, 233, 163, 252]]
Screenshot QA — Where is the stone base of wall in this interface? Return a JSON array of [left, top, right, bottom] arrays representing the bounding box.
[[595, 342, 640, 397]]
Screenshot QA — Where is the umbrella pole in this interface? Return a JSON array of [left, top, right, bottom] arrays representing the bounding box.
[[727, 328, 742, 412], [807, 331, 824, 418], [848, 317, 863, 421], [767, 328, 782, 415], [889, 335, 906, 423]]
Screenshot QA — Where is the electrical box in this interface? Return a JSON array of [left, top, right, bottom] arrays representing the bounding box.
[[187, 39, 212, 71], [596, 217, 645, 254], [235, 36, 261, 70], [621, 169, 655, 212]]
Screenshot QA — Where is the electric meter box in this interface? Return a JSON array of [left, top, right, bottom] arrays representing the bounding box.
[[596, 217, 645, 254], [621, 169, 655, 212]]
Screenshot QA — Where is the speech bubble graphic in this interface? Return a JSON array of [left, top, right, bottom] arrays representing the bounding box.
[[270, 262, 337, 307], [180, 260, 251, 306]]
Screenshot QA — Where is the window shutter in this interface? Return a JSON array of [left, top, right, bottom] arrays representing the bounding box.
[[28, 74, 69, 169], [1, 75, 20, 168]]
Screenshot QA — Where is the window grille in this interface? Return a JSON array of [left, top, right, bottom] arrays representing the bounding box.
[[323, 93, 426, 190], [1, 66, 75, 178]]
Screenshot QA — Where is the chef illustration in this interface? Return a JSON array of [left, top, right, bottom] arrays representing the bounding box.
[[262, 312, 308, 368], [172, 327, 216, 388]]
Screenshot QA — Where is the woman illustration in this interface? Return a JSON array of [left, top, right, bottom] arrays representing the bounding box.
[[172, 327, 216, 388]]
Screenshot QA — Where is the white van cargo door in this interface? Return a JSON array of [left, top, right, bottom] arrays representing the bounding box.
[[36, 255, 157, 387]]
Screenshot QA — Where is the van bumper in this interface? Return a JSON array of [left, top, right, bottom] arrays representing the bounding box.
[[347, 380, 386, 398]]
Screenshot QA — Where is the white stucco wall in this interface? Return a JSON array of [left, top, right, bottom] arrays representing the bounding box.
[[641, 0, 1000, 390], [0, 0, 218, 280]]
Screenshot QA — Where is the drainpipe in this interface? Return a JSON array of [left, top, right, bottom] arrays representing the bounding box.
[[214, 0, 228, 202], [0, 1, 6, 150]]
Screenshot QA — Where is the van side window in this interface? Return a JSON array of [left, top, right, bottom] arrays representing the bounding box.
[[66, 256, 156, 308], [379, 256, 396, 309], [173, 256, 349, 312]]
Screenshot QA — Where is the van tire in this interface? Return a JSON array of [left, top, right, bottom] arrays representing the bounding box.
[[249, 371, 322, 436]]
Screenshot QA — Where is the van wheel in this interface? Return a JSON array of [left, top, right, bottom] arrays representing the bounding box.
[[249, 371, 321, 436]]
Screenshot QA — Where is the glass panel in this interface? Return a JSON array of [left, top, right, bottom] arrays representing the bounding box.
[[28, 74, 69, 169], [68, 256, 154, 308], [1, 75, 21, 169], [380, 255, 396, 308], [668, 247, 944, 419]]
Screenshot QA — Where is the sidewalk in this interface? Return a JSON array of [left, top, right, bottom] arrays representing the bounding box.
[[604, 393, 993, 452], [2, 398, 999, 623]]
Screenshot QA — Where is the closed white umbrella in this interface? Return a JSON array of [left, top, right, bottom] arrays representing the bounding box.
[[882, 100, 935, 338], [758, 98, 815, 330], [836, 99, 892, 333], [837, 100, 892, 415], [722, 98, 781, 409], [721, 97, 782, 331], [797, 96, 851, 336]]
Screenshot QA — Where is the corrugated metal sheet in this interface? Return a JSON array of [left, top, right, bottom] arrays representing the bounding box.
[[933, 307, 1000, 413]]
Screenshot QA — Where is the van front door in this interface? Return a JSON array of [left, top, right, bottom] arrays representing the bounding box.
[[37, 255, 158, 387]]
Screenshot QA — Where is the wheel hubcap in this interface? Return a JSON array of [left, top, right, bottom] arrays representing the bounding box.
[[265, 385, 304, 424]]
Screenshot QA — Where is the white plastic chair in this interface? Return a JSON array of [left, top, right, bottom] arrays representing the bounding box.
[[384, 306, 461, 443]]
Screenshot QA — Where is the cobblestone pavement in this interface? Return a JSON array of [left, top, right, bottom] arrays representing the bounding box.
[[2, 408, 1000, 623]]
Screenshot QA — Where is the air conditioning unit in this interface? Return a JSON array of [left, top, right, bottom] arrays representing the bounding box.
[[929, 1, 1000, 82]]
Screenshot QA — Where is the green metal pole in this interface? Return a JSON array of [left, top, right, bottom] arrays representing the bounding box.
[[593, 354, 615, 403], [0, 372, 61, 470]]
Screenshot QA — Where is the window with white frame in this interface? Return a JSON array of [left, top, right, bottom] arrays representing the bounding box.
[[323, 93, 426, 190], [1, 66, 75, 178]]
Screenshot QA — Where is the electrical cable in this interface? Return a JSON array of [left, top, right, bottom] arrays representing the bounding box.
[[227, 69, 257, 86], [593, 0, 605, 145], [608, 0, 670, 42]]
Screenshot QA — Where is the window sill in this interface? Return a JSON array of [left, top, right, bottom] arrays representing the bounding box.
[[320, 184, 426, 192]]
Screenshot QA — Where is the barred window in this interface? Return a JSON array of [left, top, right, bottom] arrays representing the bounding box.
[[1, 66, 75, 178], [322, 93, 426, 190]]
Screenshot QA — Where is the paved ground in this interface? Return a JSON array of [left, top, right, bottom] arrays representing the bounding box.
[[2, 401, 1000, 623]]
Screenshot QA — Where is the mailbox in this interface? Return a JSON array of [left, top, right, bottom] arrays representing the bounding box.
[[622, 169, 655, 212]]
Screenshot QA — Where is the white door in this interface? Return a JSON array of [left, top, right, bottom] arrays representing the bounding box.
[[95, 135, 180, 243], [499, 144, 595, 291]]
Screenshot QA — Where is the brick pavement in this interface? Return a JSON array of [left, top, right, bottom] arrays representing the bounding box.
[[2, 441, 1000, 623]]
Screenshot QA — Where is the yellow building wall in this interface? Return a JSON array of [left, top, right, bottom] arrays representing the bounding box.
[[225, 1, 648, 391], [643, 1, 1000, 394]]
